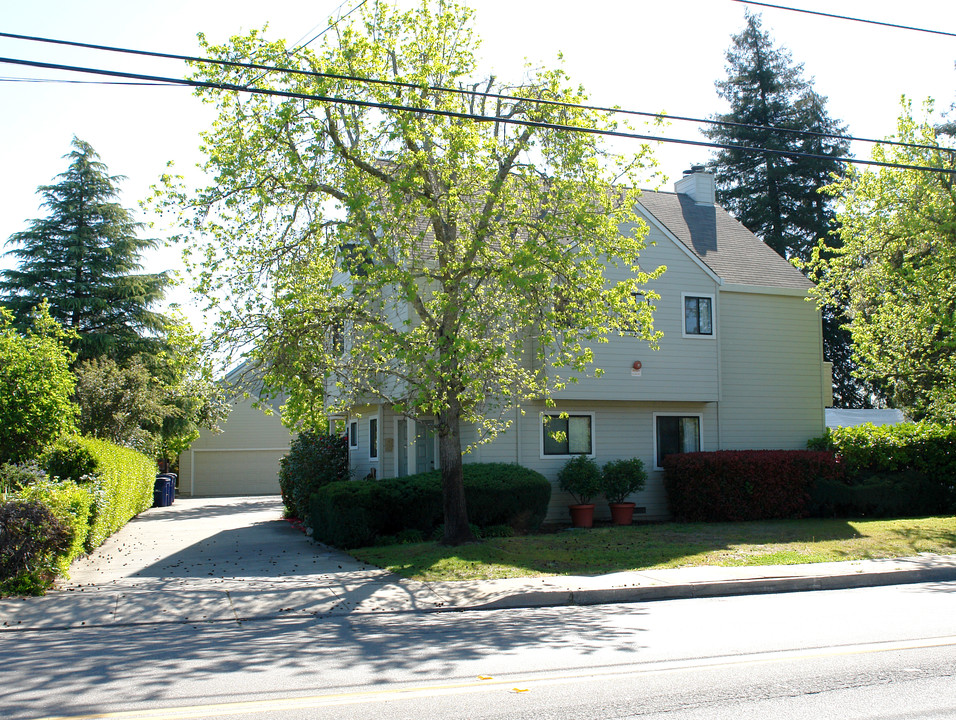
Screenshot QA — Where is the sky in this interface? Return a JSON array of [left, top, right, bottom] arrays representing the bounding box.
[[1, 0, 954, 329]]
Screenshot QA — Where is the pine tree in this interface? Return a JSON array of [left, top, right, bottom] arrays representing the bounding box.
[[705, 12, 870, 408], [0, 137, 171, 363]]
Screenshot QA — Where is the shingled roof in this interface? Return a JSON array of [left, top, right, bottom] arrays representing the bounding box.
[[637, 190, 813, 291]]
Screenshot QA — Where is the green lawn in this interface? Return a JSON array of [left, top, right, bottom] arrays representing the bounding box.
[[348, 517, 956, 582]]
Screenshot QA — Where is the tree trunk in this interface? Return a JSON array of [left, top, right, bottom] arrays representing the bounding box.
[[438, 402, 475, 546]]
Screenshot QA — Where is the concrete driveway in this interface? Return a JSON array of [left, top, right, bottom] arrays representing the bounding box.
[[1, 496, 446, 630]]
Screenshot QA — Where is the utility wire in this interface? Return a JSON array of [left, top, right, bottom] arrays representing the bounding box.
[[2, 54, 952, 176], [0, 76, 176, 86], [0, 30, 945, 156], [298, 0, 372, 48], [733, 1, 956, 38]]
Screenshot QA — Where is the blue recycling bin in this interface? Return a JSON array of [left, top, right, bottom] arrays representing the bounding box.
[[153, 475, 175, 507]]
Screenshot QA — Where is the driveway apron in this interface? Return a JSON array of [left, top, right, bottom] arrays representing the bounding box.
[[0, 496, 445, 630]]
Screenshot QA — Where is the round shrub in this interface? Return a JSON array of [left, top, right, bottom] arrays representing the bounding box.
[[42, 436, 97, 484], [278, 431, 350, 519], [558, 455, 601, 505], [601, 458, 647, 504]]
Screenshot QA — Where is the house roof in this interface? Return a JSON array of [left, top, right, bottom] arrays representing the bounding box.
[[637, 190, 813, 291]]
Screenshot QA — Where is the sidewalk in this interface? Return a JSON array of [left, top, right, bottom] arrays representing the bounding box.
[[2, 496, 955, 631]]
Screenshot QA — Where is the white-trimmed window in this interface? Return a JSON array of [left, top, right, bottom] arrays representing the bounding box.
[[369, 417, 379, 460], [541, 413, 594, 457], [682, 293, 714, 337], [349, 420, 359, 449], [654, 413, 702, 469]]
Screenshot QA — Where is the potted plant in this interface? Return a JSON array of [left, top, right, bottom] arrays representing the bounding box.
[[558, 455, 602, 528], [601, 458, 647, 525]]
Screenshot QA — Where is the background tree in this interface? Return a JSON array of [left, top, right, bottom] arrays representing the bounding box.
[[704, 12, 868, 408], [73, 319, 229, 460], [163, 0, 663, 544], [0, 304, 78, 464], [0, 137, 171, 363], [807, 99, 956, 423]]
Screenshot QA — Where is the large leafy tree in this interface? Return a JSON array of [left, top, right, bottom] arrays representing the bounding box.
[[807, 100, 956, 423], [0, 304, 78, 464], [704, 12, 868, 407], [0, 137, 171, 363], [163, 0, 662, 544]]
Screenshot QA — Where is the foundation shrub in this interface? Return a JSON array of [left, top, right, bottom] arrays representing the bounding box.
[[309, 463, 551, 548], [278, 431, 350, 519], [663, 450, 842, 522]]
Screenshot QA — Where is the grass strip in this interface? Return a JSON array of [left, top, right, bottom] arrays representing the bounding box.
[[348, 516, 956, 581]]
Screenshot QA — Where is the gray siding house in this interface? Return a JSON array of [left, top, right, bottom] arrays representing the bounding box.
[[344, 168, 831, 521]]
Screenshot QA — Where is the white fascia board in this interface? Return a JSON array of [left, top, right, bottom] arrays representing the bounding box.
[[719, 283, 812, 298], [634, 203, 723, 285]]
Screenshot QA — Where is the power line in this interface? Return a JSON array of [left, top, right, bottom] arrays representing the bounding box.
[[733, 1, 956, 38], [0, 76, 176, 86], [298, 0, 372, 48], [2, 54, 952, 176], [0, 30, 945, 156]]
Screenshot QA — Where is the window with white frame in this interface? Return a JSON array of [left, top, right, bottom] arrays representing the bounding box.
[[349, 420, 358, 449], [655, 414, 701, 468], [369, 417, 378, 460], [683, 294, 713, 336], [542, 413, 593, 456]]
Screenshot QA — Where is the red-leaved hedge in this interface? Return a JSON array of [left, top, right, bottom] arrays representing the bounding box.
[[662, 450, 843, 522]]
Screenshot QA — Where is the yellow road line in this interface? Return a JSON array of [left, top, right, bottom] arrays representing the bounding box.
[[31, 634, 956, 720]]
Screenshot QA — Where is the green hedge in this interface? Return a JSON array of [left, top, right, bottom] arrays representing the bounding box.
[[808, 423, 956, 517], [16, 478, 93, 576], [42, 435, 155, 551], [809, 422, 956, 477], [309, 463, 552, 548]]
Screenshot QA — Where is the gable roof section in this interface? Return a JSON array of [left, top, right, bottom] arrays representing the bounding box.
[[637, 190, 813, 291]]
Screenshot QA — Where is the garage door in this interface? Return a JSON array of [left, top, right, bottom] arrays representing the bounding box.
[[192, 450, 286, 496]]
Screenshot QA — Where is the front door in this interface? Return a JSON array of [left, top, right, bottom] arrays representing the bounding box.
[[396, 417, 408, 477], [414, 420, 437, 473]]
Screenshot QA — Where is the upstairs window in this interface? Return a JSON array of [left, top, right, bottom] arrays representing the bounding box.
[[542, 413, 593, 456], [683, 295, 713, 336]]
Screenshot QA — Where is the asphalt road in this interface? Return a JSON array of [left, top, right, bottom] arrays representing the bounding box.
[[4, 581, 956, 719]]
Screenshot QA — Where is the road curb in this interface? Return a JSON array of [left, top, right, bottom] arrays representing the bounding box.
[[439, 566, 956, 612]]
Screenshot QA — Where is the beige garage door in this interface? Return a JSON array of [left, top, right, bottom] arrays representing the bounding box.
[[192, 450, 286, 496]]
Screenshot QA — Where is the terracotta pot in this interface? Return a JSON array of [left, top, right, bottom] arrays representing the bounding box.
[[568, 503, 595, 528], [609, 502, 636, 526]]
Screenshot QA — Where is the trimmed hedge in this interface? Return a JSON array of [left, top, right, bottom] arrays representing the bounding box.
[[663, 450, 842, 522], [309, 463, 552, 548], [807, 423, 956, 517], [41, 435, 154, 551], [16, 478, 93, 577]]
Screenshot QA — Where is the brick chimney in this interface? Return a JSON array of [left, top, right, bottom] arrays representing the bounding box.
[[674, 165, 715, 205]]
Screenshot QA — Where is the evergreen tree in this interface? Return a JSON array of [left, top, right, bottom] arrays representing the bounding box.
[[0, 137, 171, 363], [705, 12, 870, 408]]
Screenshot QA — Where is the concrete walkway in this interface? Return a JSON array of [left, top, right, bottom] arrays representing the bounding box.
[[2, 496, 956, 631]]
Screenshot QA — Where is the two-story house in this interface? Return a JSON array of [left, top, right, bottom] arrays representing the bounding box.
[[342, 167, 832, 521]]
